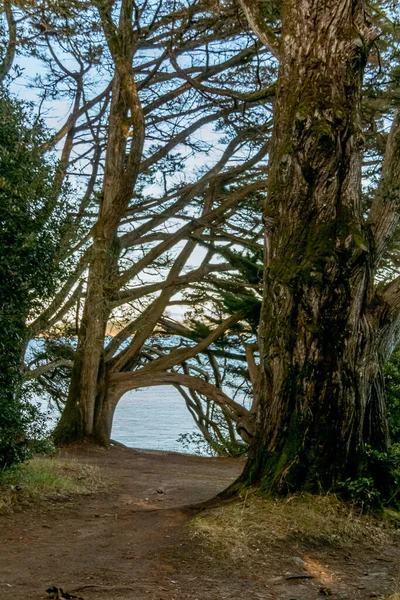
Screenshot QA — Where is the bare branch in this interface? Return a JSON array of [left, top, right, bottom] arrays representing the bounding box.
[[136, 311, 244, 375], [28, 359, 73, 379], [110, 262, 232, 308], [39, 83, 113, 154], [368, 110, 400, 266], [110, 370, 248, 419], [237, 0, 280, 59], [0, 0, 17, 84]]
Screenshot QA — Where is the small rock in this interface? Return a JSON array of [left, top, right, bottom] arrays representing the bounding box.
[[290, 556, 305, 567]]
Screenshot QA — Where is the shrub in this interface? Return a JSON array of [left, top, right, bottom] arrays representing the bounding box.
[[385, 346, 400, 444], [0, 89, 65, 470]]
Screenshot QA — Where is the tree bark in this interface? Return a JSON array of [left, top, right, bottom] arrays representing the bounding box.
[[53, 0, 145, 445], [87, 368, 251, 448], [0, 0, 17, 84], [239, 0, 393, 495]]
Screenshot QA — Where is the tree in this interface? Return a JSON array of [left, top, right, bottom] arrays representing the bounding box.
[[235, 0, 400, 497], [17, 0, 272, 447], [384, 346, 400, 445], [11, 0, 397, 462], [6, 0, 400, 468], [0, 90, 65, 469]]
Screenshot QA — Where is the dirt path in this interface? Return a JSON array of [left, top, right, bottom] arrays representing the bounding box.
[[0, 445, 242, 600], [0, 445, 399, 600]]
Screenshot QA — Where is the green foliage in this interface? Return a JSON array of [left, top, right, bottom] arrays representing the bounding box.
[[338, 446, 400, 510], [190, 321, 212, 339], [385, 347, 400, 443], [0, 89, 65, 470], [367, 445, 400, 472], [338, 477, 381, 509], [367, 445, 400, 507], [177, 432, 212, 456], [29, 436, 57, 456], [221, 290, 261, 331], [211, 245, 263, 285]]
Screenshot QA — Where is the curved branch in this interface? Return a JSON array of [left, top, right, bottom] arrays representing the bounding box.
[[28, 359, 73, 379], [142, 43, 263, 116], [368, 110, 400, 266], [39, 82, 112, 154], [169, 52, 276, 103], [110, 370, 248, 419], [119, 138, 269, 253], [29, 253, 89, 336], [0, 0, 17, 84], [140, 110, 225, 173], [238, 0, 280, 59], [110, 262, 232, 308], [118, 180, 264, 286], [136, 311, 244, 374]]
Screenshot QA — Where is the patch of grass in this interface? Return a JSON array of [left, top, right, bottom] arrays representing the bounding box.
[[0, 456, 115, 513], [192, 493, 400, 563]]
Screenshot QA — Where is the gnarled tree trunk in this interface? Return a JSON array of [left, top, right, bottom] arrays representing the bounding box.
[[53, 0, 145, 446], [239, 0, 397, 495]]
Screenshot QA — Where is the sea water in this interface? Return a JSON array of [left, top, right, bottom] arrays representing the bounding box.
[[29, 339, 236, 455], [35, 385, 203, 454], [112, 386, 201, 453]]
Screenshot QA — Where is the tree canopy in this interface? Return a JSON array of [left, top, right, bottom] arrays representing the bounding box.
[[1, 0, 400, 499]]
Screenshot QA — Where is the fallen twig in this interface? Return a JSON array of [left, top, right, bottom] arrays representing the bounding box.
[[285, 575, 315, 581]]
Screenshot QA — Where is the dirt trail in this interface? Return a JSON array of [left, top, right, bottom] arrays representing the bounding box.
[[0, 445, 399, 600], [0, 445, 242, 600]]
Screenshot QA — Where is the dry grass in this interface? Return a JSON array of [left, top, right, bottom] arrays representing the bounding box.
[[192, 493, 399, 563], [0, 456, 115, 513]]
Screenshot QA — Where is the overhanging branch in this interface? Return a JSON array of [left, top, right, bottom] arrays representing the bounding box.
[[238, 0, 280, 59], [368, 110, 400, 267]]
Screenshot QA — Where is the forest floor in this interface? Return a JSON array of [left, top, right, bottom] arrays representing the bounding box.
[[0, 444, 400, 600]]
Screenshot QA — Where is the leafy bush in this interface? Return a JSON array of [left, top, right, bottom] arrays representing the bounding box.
[[0, 89, 65, 470], [385, 346, 400, 443], [338, 477, 381, 510], [338, 446, 400, 510]]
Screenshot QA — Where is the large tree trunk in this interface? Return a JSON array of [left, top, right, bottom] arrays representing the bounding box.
[[53, 233, 118, 445], [53, 0, 145, 446], [53, 74, 126, 447], [239, 0, 392, 494]]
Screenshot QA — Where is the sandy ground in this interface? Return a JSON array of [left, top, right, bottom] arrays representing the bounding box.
[[0, 444, 399, 600]]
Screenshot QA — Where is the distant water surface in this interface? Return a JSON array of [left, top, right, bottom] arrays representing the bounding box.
[[35, 385, 202, 454], [29, 340, 203, 454], [111, 386, 201, 453]]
